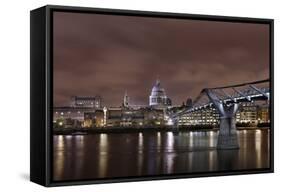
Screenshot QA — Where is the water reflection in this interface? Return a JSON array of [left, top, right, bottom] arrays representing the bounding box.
[[74, 135, 85, 178], [166, 132, 174, 151], [209, 131, 215, 147], [157, 132, 161, 147], [255, 130, 262, 168], [137, 132, 144, 175], [53, 129, 270, 181], [75, 135, 84, 147], [189, 132, 194, 148], [217, 149, 239, 170], [208, 150, 215, 171], [57, 135, 64, 149], [138, 133, 143, 151], [98, 134, 108, 178], [54, 135, 65, 179]]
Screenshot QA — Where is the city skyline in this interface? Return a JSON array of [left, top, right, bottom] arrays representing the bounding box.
[[54, 12, 270, 107]]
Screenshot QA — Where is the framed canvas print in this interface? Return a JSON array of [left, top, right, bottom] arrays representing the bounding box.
[[30, 5, 274, 187]]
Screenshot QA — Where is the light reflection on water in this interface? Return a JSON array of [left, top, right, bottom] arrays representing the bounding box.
[[255, 130, 262, 168], [98, 133, 108, 178], [137, 133, 144, 175], [54, 135, 64, 179], [157, 132, 161, 147], [138, 133, 143, 151], [166, 132, 174, 151], [53, 129, 270, 181]]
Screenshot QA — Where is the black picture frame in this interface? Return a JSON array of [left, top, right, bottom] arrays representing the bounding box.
[[30, 5, 274, 187]]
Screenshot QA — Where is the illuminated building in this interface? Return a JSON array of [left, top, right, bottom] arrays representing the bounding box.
[[143, 108, 165, 126], [53, 95, 103, 128], [105, 107, 165, 127], [53, 106, 92, 128], [83, 110, 104, 127], [236, 103, 258, 124], [53, 81, 171, 128], [121, 108, 145, 127], [257, 105, 270, 123], [178, 107, 219, 126], [149, 79, 172, 108], [106, 107, 122, 127], [71, 96, 102, 108], [102, 90, 166, 127], [178, 101, 269, 127], [103, 107, 107, 126], [123, 91, 129, 108]]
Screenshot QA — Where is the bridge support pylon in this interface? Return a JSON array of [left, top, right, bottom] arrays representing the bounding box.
[[205, 89, 239, 150], [217, 105, 239, 150]]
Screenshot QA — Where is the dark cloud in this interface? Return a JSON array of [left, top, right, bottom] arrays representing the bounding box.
[[53, 11, 270, 106]]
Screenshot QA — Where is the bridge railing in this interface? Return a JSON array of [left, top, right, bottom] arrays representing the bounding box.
[[170, 79, 269, 119]]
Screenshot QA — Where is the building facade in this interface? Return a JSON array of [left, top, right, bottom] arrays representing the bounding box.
[[53, 107, 93, 128], [149, 79, 172, 109], [257, 105, 270, 123], [73, 107, 167, 128], [71, 96, 102, 108], [236, 103, 258, 124], [83, 110, 104, 127], [178, 107, 219, 126], [53, 95, 102, 128], [177, 102, 269, 127], [53, 90, 169, 128]]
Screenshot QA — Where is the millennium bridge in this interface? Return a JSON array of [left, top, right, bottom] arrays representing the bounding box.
[[170, 79, 270, 150]]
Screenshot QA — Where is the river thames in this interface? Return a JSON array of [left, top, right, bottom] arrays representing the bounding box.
[[53, 128, 270, 181]]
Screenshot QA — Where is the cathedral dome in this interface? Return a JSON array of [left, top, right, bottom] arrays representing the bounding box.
[[149, 79, 171, 108], [151, 80, 166, 97]]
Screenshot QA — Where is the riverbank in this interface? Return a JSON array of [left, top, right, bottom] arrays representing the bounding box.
[[53, 125, 269, 135]]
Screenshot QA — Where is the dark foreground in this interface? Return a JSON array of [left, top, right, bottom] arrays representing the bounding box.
[[53, 128, 270, 181]]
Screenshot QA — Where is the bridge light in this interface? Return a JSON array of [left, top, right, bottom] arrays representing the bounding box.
[[167, 118, 174, 126]]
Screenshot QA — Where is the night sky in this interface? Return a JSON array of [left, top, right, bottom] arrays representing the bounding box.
[[53, 11, 269, 107]]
